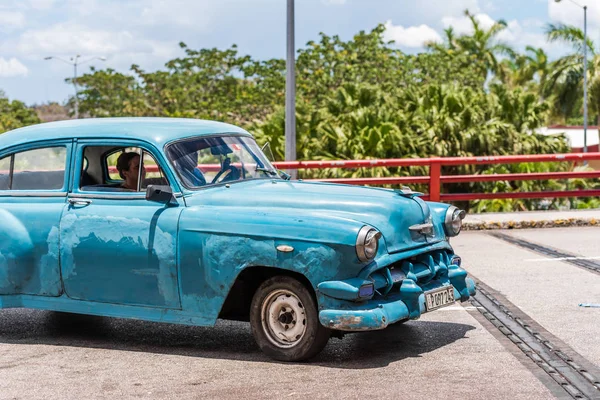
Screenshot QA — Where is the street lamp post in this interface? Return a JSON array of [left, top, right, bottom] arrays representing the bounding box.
[[555, 0, 588, 153], [44, 55, 106, 119], [285, 0, 297, 179]]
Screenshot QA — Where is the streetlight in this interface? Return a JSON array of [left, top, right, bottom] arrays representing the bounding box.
[[44, 55, 106, 119], [285, 0, 297, 179], [555, 0, 588, 153]]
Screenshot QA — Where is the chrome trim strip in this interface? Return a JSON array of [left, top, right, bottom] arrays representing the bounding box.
[[69, 193, 146, 200], [69, 192, 183, 201], [0, 191, 67, 198]]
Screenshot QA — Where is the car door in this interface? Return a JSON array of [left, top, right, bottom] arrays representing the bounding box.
[[60, 140, 183, 309], [0, 141, 72, 297]]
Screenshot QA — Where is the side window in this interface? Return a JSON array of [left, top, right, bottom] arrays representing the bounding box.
[[80, 146, 168, 192], [0, 155, 10, 190], [0, 147, 66, 191]]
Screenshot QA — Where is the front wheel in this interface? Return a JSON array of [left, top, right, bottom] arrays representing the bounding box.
[[250, 276, 330, 361]]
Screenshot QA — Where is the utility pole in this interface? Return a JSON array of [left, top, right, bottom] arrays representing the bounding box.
[[285, 0, 297, 179], [583, 5, 588, 153], [44, 55, 106, 119]]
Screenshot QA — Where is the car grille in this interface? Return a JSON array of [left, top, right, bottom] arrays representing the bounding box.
[[369, 249, 454, 298]]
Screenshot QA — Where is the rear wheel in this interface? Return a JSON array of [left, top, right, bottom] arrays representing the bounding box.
[[250, 276, 330, 361]]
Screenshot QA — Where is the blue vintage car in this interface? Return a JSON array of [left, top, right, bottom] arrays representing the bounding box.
[[0, 118, 475, 361]]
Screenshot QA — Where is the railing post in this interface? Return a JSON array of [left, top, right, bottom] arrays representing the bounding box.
[[429, 158, 441, 202]]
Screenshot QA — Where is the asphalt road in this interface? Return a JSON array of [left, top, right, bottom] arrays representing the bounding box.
[[1, 227, 599, 399]]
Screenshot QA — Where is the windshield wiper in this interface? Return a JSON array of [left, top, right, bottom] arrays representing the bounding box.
[[255, 167, 278, 176]]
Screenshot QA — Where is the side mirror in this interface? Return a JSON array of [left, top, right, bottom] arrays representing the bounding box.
[[146, 185, 177, 206]]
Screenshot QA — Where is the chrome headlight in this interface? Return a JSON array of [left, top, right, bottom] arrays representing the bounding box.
[[444, 206, 466, 237], [356, 226, 382, 262]]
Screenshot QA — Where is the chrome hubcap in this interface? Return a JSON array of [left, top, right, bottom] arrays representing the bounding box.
[[261, 289, 307, 348]]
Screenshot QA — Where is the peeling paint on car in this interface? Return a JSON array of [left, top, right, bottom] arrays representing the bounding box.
[[0, 206, 62, 296], [202, 235, 277, 287], [38, 226, 61, 296], [60, 207, 180, 308]]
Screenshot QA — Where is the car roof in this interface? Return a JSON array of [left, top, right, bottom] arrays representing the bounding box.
[[0, 117, 252, 150]]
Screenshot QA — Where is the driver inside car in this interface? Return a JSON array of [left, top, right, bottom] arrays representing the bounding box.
[[209, 144, 241, 184], [116, 152, 145, 191], [173, 151, 207, 187]]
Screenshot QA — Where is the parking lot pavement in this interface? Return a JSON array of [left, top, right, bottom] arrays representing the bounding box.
[[0, 305, 554, 400], [464, 208, 600, 225], [504, 227, 600, 258], [454, 229, 600, 367]]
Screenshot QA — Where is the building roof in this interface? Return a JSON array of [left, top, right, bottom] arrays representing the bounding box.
[[0, 118, 251, 150], [537, 125, 600, 150]]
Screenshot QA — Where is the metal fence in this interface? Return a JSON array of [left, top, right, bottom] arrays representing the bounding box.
[[273, 152, 600, 201]]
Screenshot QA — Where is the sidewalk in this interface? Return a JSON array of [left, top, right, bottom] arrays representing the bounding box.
[[463, 208, 600, 230]]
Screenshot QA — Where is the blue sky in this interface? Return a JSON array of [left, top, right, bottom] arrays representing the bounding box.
[[0, 0, 598, 105]]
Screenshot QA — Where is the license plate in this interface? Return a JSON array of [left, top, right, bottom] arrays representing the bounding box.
[[425, 286, 455, 311]]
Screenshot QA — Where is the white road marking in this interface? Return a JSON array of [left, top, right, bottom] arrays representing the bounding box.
[[524, 256, 600, 262]]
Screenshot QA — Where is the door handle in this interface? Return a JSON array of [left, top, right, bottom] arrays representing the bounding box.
[[68, 198, 92, 206]]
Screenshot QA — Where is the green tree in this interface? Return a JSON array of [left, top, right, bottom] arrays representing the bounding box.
[[0, 91, 41, 133], [545, 23, 599, 125], [75, 43, 285, 126]]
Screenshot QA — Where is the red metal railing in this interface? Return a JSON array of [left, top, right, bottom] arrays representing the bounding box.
[[272, 152, 600, 201], [110, 152, 600, 201]]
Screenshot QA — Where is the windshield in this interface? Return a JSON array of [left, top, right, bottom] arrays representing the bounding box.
[[166, 135, 279, 188]]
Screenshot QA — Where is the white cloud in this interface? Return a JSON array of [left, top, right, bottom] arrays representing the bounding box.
[[403, 0, 481, 25], [27, 0, 56, 10], [0, 11, 25, 31], [548, 0, 600, 29], [441, 13, 495, 35], [497, 19, 548, 49], [136, 0, 219, 30], [63, 0, 101, 17], [383, 21, 442, 48], [140, 3, 201, 27], [482, 0, 496, 12], [0, 58, 28, 77], [322, 0, 346, 4], [15, 23, 155, 57]]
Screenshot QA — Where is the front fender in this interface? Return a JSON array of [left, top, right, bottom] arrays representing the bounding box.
[[176, 206, 371, 323]]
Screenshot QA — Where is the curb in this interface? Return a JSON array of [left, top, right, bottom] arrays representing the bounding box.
[[463, 218, 599, 230]]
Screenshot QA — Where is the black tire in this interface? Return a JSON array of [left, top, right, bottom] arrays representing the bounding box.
[[250, 275, 330, 362]]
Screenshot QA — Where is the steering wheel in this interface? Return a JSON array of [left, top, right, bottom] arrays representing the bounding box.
[[212, 158, 240, 184]]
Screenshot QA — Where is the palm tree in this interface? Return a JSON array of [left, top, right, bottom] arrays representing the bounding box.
[[545, 23, 599, 124], [500, 46, 549, 94], [427, 9, 514, 81], [524, 46, 550, 92], [426, 27, 458, 53]]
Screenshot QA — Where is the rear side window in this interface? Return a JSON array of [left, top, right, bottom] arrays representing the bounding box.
[[0, 147, 67, 190], [0, 155, 10, 190]]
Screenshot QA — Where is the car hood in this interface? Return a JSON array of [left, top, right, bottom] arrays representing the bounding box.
[[183, 179, 445, 253]]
